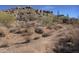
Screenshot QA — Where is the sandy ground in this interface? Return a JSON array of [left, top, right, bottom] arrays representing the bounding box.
[[0, 23, 78, 53]]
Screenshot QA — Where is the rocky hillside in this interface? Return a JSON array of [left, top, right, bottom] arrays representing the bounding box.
[[0, 6, 79, 53]]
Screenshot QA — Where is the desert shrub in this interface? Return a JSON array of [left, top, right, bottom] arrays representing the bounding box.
[[57, 16, 79, 24], [69, 18, 79, 24], [17, 10, 39, 22], [0, 12, 16, 27], [53, 37, 79, 53], [52, 16, 59, 22], [28, 14, 38, 21], [58, 16, 69, 23], [40, 16, 55, 27]]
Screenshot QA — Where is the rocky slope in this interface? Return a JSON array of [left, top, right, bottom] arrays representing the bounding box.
[[0, 6, 79, 53]]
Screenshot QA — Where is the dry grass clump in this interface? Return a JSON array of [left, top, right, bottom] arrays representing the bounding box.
[[39, 16, 56, 27], [0, 12, 16, 27], [53, 28, 79, 53], [53, 37, 79, 53]]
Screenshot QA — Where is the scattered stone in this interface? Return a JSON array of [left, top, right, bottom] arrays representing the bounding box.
[[9, 29, 16, 33], [33, 37, 40, 40], [15, 39, 30, 44], [0, 44, 9, 48], [53, 37, 75, 53], [46, 26, 53, 30], [42, 33, 51, 37], [35, 27, 43, 34], [14, 31, 23, 34], [10, 28, 28, 34], [0, 32, 5, 37]]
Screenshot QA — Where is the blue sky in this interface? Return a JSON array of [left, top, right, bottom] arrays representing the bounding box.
[[0, 5, 79, 18]]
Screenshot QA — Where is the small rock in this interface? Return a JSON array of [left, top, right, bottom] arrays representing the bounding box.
[[42, 33, 50, 37], [15, 39, 30, 44], [35, 27, 43, 34], [33, 37, 40, 40], [10, 28, 28, 34], [14, 31, 23, 34], [0, 44, 9, 48], [9, 29, 16, 33], [0, 32, 5, 37]]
